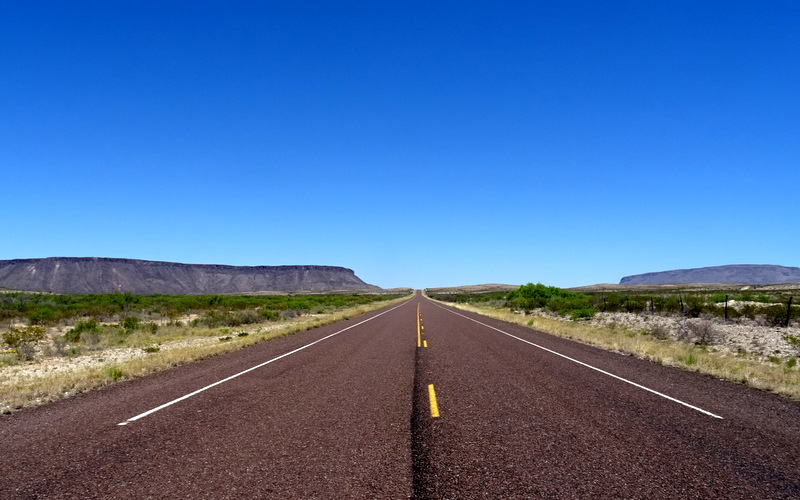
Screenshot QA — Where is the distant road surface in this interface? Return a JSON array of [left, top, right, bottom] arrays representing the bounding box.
[[3, 292, 800, 498]]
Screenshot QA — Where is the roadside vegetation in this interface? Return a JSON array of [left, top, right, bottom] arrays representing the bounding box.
[[1, 291, 411, 413], [431, 284, 799, 326], [428, 284, 800, 399]]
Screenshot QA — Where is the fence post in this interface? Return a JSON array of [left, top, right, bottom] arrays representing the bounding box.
[[787, 296, 793, 328], [725, 295, 728, 321]]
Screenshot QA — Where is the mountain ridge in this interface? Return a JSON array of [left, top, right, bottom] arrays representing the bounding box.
[[620, 264, 800, 286], [0, 257, 380, 294]]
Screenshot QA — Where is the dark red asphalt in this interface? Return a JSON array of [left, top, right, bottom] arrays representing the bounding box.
[[413, 300, 800, 498], [2, 292, 800, 498]]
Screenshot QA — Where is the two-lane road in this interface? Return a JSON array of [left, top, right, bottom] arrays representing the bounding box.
[[3, 292, 800, 498]]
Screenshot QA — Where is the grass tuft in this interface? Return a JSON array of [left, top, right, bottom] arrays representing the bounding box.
[[107, 366, 124, 380], [677, 352, 698, 366]]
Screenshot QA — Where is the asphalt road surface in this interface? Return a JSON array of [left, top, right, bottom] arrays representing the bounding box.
[[3, 292, 800, 498]]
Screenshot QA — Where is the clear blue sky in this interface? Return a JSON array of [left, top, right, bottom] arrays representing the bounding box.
[[3, 1, 798, 289]]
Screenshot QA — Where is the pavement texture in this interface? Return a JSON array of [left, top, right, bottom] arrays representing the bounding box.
[[3, 292, 800, 498]]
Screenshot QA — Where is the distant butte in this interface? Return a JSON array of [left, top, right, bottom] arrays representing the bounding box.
[[0, 257, 381, 294], [620, 264, 800, 286]]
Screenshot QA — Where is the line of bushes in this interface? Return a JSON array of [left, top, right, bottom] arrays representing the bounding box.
[[506, 283, 596, 319], [429, 284, 596, 320], [0, 292, 404, 326], [424, 291, 507, 304], [430, 285, 799, 326], [589, 292, 798, 326], [0, 292, 407, 363]]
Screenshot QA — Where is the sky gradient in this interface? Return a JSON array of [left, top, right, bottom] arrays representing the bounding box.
[[3, 1, 798, 289]]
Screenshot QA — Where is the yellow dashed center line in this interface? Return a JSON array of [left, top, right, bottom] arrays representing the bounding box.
[[416, 303, 421, 347], [418, 303, 438, 416], [428, 384, 440, 418]]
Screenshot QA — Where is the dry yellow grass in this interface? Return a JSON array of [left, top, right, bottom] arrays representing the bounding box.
[[441, 302, 800, 400], [1, 296, 411, 413]]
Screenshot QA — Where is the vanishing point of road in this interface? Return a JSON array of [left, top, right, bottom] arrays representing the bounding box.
[[3, 292, 800, 498]]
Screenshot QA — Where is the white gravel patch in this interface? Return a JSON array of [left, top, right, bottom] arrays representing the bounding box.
[[0, 316, 314, 390], [588, 311, 800, 359], [0, 337, 215, 386]]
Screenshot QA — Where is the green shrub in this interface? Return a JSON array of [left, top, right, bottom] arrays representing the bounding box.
[[725, 307, 742, 320], [598, 294, 619, 312], [710, 293, 727, 303], [549, 296, 595, 318], [234, 310, 261, 325], [2, 326, 45, 349], [766, 305, 789, 327], [569, 308, 596, 320], [2, 326, 45, 361], [65, 319, 100, 343], [260, 310, 280, 321], [684, 295, 705, 318], [652, 295, 682, 313], [507, 283, 595, 319], [121, 316, 140, 331], [508, 283, 561, 311], [199, 310, 263, 328], [29, 307, 58, 325], [740, 303, 758, 320]]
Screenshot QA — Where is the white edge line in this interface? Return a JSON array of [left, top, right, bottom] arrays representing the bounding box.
[[118, 301, 410, 426], [434, 303, 723, 419]]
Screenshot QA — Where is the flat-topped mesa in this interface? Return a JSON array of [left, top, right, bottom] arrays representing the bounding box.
[[0, 257, 381, 294], [620, 264, 800, 286]]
